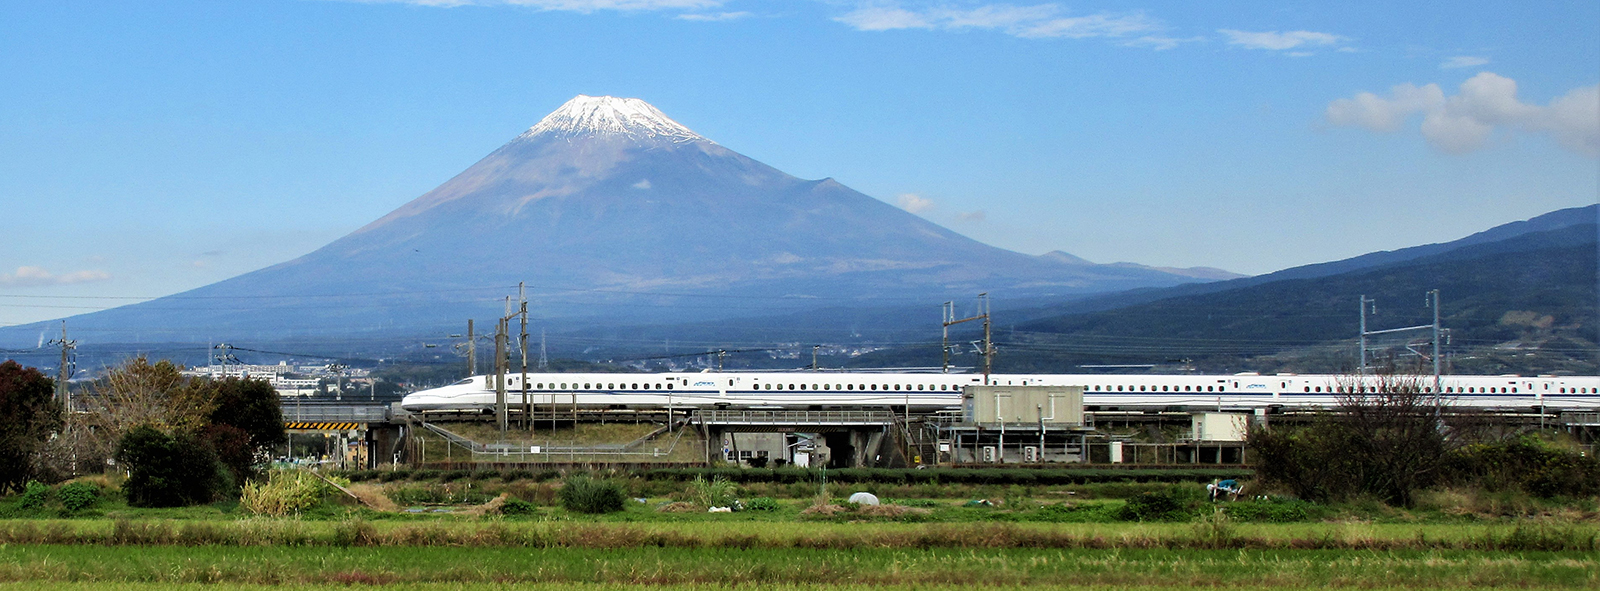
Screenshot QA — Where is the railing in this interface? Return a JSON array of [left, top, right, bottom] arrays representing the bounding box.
[[283, 404, 389, 423], [696, 410, 898, 425], [1560, 412, 1600, 426], [411, 420, 692, 464]]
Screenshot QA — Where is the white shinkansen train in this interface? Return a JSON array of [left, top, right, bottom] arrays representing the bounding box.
[[400, 371, 1600, 413]]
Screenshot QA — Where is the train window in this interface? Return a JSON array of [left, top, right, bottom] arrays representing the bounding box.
[[667, 383, 673, 390], [1206, 386, 1212, 392], [1117, 385, 1124, 392], [822, 384, 829, 390], [1560, 387, 1566, 393], [729, 380, 734, 387], [1139, 385, 1145, 392], [1511, 388, 1517, 393], [917, 384, 924, 390], [942, 384, 949, 391], [892, 384, 900, 391], [560, 383, 568, 389], [608, 383, 614, 389], [800, 384, 807, 390], [1161, 385, 1168, 392]]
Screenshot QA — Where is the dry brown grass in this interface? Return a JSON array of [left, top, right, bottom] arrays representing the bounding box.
[[656, 502, 698, 513], [345, 484, 398, 512], [858, 504, 931, 519], [800, 504, 848, 517], [460, 493, 510, 517]]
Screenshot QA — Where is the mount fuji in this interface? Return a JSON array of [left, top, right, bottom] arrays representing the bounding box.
[[5, 96, 1223, 346]]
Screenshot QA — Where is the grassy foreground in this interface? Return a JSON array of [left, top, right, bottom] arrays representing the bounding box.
[[0, 544, 1595, 588]]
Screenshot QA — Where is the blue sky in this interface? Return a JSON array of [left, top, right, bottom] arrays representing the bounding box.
[[1, 0, 1596, 327]]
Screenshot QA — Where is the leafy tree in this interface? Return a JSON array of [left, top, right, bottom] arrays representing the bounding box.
[[0, 360, 63, 494], [83, 356, 216, 458], [206, 377, 286, 481], [1249, 373, 1449, 507], [115, 425, 223, 507]]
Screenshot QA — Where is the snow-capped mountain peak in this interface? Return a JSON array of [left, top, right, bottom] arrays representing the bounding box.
[[521, 95, 705, 144]]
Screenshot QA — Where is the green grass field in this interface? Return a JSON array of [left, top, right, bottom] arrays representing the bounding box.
[[0, 543, 1594, 588]]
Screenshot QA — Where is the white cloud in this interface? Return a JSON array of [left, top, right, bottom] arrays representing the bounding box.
[[1440, 56, 1489, 69], [676, 10, 750, 20], [632, 179, 653, 189], [835, 6, 933, 30], [835, 3, 1164, 44], [1327, 72, 1599, 156], [897, 193, 935, 213], [339, 0, 722, 13], [956, 210, 986, 222], [1218, 29, 1344, 52], [0, 266, 111, 287]]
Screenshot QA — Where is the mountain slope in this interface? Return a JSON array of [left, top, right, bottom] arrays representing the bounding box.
[[990, 222, 1598, 374], [2, 96, 1213, 346]]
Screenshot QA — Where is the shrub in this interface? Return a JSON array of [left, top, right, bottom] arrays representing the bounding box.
[[17, 481, 51, 509], [1444, 436, 1600, 499], [1118, 488, 1195, 521], [559, 476, 625, 514], [499, 498, 538, 515], [115, 425, 224, 507], [56, 482, 100, 513], [743, 496, 781, 511], [1224, 497, 1316, 522], [238, 470, 325, 516], [688, 475, 737, 509]]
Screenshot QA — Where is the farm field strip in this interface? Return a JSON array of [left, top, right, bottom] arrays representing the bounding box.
[[1, 519, 1595, 550], [0, 545, 1595, 588]]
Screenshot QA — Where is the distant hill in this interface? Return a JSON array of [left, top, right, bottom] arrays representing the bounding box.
[[0, 95, 1215, 349], [838, 213, 1597, 375], [1006, 204, 1598, 321], [997, 222, 1598, 374]]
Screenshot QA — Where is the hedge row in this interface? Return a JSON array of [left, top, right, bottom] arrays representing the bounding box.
[[644, 467, 1253, 485], [339, 467, 1252, 486]]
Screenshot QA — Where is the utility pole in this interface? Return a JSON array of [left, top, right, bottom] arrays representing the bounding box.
[[941, 302, 953, 373], [1358, 296, 1375, 374], [982, 293, 993, 382], [538, 328, 548, 370], [812, 345, 820, 371], [328, 363, 347, 401], [495, 298, 510, 437], [1427, 289, 1442, 401], [942, 294, 993, 383], [48, 321, 76, 417], [466, 319, 476, 378], [519, 283, 530, 433]]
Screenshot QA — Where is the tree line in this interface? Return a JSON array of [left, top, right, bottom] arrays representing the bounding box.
[[0, 357, 286, 506]]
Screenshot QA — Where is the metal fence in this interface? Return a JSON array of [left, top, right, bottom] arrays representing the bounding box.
[[696, 409, 897, 425], [283, 404, 389, 423]]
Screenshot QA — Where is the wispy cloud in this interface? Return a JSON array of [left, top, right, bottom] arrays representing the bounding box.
[[677, 10, 750, 20], [956, 210, 986, 223], [835, 3, 1167, 45], [1327, 72, 1599, 156], [1218, 29, 1346, 53], [897, 193, 935, 213], [0, 266, 111, 287], [1440, 55, 1489, 69]]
